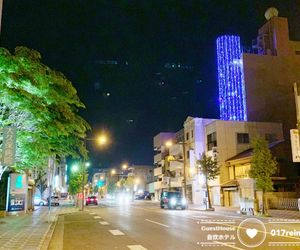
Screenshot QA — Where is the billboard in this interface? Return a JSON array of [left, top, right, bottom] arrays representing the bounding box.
[[290, 129, 300, 162], [6, 174, 28, 212]]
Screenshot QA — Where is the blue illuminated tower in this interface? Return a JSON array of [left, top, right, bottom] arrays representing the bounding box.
[[216, 35, 247, 121]]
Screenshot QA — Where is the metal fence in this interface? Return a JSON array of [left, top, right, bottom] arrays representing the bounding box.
[[268, 198, 298, 210]]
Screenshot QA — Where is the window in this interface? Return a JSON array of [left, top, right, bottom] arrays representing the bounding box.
[[237, 133, 249, 144], [186, 132, 189, 141], [265, 133, 277, 143], [186, 150, 190, 159], [191, 130, 194, 138], [207, 132, 217, 150]]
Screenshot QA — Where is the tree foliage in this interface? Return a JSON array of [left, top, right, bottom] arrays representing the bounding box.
[[249, 137, 278, 192], [198, 153, 219, 209], [68, 165, 88, 195], [249, 137, 278, 215], [0, 46, 90, 172]]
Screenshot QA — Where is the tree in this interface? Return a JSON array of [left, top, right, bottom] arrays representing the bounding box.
[[0, 46, 90, 173], [107, 181, 116, 195], [198, 153, 219, 210], [68, 167, 88, 196], [249, 137, 278, 215], [35, 170, 47, 197]]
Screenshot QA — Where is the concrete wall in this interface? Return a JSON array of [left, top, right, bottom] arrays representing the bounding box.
[[243, 53, 300, 139]]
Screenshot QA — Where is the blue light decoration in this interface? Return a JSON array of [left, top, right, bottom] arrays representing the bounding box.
[[216, 35, 247, 121]]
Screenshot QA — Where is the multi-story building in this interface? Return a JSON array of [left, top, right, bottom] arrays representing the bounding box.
[[217, 8, 300, 139], [205, 120, 283, 206], [127, 165, 154, 194], [153, 132, 176, 200], [243, 9, 300, 138], [154, 118, 284, 207]]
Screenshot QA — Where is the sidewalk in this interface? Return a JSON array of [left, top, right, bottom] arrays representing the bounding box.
[[189, 204, 300, 219], [0, 205, 77, 250]]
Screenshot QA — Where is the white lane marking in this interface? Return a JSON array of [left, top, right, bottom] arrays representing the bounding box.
[[89, 212, 95, 215], [127, 245, 148, 250], [192, 215, 209, 219], [212, 213, 244, 219], [145, 219, 170, 228], [99, 221, 109, 225], [93, 216, 101, 219], [214, 241, 246, 250], [109, 229, 125, 235]]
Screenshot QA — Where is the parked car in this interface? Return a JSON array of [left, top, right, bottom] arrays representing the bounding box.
[[85, 196, 98, 206], [34, 197, 48, 206], [47, 196, 60, 206], [160, 191, 187, 210]]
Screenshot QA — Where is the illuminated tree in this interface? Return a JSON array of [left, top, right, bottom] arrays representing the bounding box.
[[0, 47, 90, 173]]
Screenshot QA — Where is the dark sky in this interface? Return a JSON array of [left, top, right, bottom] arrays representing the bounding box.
[[2, 1, 300, 169]]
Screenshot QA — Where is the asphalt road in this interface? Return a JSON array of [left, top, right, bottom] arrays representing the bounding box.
[[80, 201, 300, 250], [49, 199, 300, 250]]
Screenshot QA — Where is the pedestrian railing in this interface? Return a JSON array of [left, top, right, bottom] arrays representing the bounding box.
[[268, 198, 298, 210]]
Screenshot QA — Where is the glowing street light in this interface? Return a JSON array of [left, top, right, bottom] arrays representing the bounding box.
[[135, 178, 140, 185], [97, 134, 108, 146], [72, 164, 79, 172], [122, 164, 128, 170], [111, 169, 116, 175], [165, 140, 173, 148]]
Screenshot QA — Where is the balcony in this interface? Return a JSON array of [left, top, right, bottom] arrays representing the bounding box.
[[169, 143, 183, 156], [170, 177, 183, 188], [154, 167, 163, 176], [154, 153, 163, 164], [169, 161, 183, 172]]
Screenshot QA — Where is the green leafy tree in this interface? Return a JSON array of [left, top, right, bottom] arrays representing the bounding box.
[[68, 165, 88, 196], [0, 46, 90, 173], [107, 181, 116, 195], [249, 137, 278, 215], [198, 153, 219, 209]]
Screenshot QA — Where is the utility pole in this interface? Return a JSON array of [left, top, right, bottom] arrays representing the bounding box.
[[182, 141, 187, 199]]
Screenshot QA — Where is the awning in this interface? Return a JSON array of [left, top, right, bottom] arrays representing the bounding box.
[[221, 179, 238, 188]]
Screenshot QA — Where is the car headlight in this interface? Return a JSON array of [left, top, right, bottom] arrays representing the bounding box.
[[181, 198, 186, 205], [170, 198, 176, 205]]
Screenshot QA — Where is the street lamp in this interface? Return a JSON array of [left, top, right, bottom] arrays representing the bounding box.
[[122, 164, 128, 170], [111, 169, 116, 175]]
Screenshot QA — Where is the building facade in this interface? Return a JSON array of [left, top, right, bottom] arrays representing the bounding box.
[[217, 9, 300, 139], [205, 120, 283, 206]]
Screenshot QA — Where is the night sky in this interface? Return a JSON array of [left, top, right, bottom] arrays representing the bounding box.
[[2, 1, 300, 169]]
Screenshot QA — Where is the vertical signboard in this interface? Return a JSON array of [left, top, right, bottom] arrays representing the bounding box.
[[2, 126, 16, 166], [290, 129, 300, 162], [6, 174, 28, 212]]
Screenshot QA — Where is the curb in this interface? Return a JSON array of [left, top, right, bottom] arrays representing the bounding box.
[[40, 214, 58, 250]]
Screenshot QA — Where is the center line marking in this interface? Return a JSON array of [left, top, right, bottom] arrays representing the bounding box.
[[145, 219, 170, 228], [109, 229, 125, 235], [99, 221, 109, 225]]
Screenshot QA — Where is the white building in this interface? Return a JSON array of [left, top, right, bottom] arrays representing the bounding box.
[[153, 117, 284, 207]]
